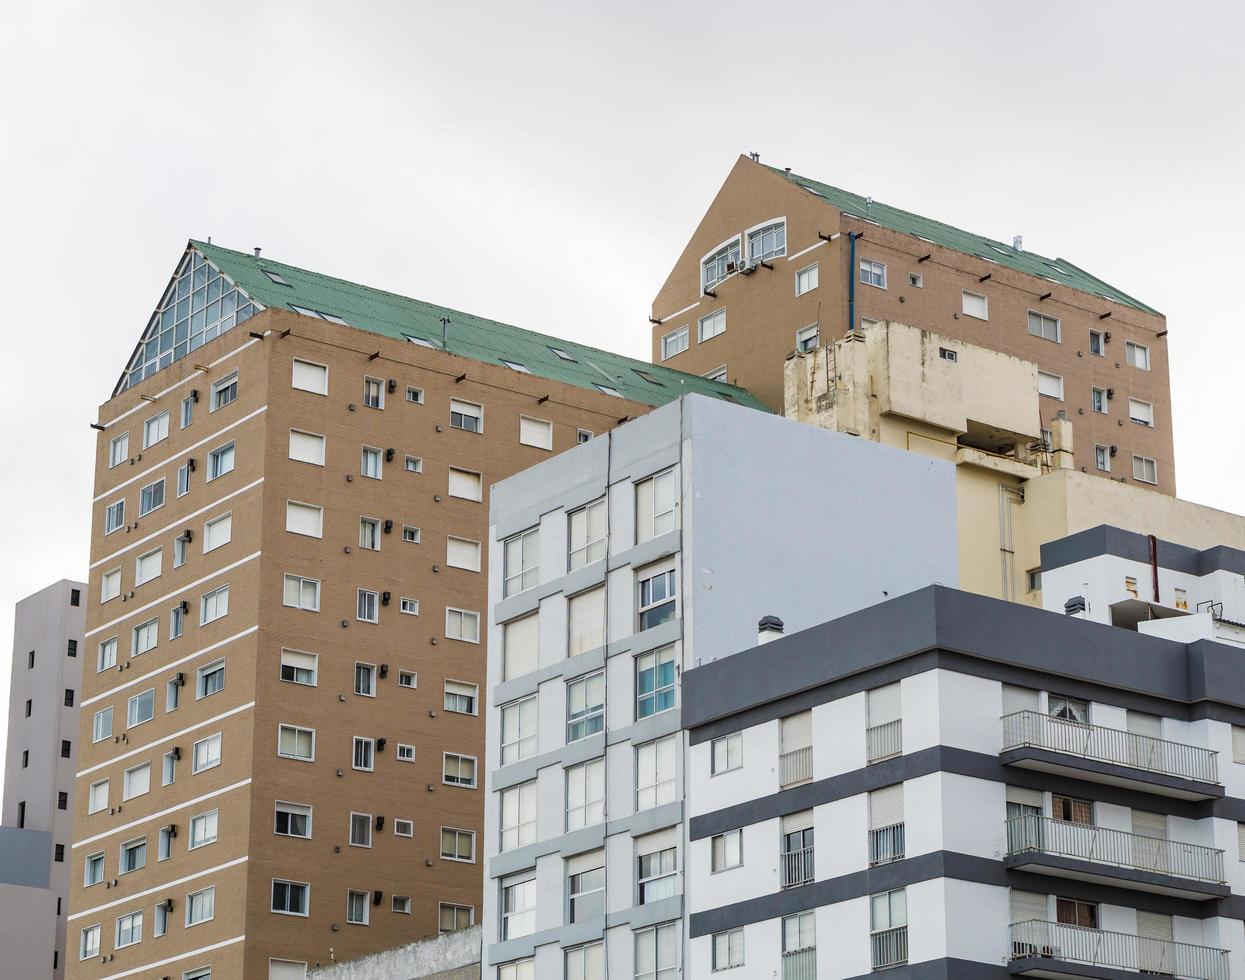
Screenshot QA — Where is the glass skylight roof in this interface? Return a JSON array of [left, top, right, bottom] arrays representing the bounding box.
[[117, 249, 259, 393]]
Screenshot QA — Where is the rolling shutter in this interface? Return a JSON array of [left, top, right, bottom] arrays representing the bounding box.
[[781, 712, 812, 753], [269, 961, 308, 980], [1232, 726, 1245, 763], [1009, 889, 1048, 924], [1137, 910, 1174, 971], [1127, 711, 1162, 739], [288, 430, 325, 465], [1132, 810, 1167, 840], [1006, 786, 1043, 809], [1003, 685, 1040, 717], [868, 684, 901, 726], [1237, 822, 1245, 861], [291, 359, 327, 394], [869, 784, 904, 828], [285, 502, 322, 537], [782, 810, 814, 834]]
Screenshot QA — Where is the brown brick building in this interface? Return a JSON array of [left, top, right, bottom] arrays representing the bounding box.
[[68, 243, 760, 979], [651, 155, 1174, 494]]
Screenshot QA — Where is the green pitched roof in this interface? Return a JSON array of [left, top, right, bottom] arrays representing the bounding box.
[[191, 241, 765, 410], [768, 166, 1159, 316]]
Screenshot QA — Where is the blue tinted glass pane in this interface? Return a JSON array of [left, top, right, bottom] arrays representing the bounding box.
[[191, 309, 205, 332], [204, 323, 219, 343], [206, 300, 220, 324], [176, 297, 190, 322], [193, 265, 208, 289], [207, 277, 221, 303], [221, 291, 237, 315], [191, 287, 205, 313], [236, 303, 253, 323]]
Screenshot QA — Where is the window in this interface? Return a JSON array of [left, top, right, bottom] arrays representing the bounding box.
[[355, 662, 376, 696], [127, 689, 155, 727], [1092, 387, 1108, 413], [363, 377, 384, 409], [80, 923, 102, 961], [359, 516, 380, 550], [962, 290, 989, 320], [502, 874, 536, 940], [908, 271, 924, 288], [360, 445, 382, 479], [445, 607, 479, 642], [85, 853, 104, 887], [139, 478, 165, 515], [288, 430, 325, 466], [1133, 455, 1158, 484], [193, 733, 222, 773], [123, 763, 150, 802], [173, 534, 189, 569], [698, 308, 727, 342], [272, 879, 309, 916], [404, 455, 422, 473], [1057, 897, 1098, 928], [1049, 694, 1089, 723], [450, 399, 482, 432], [105, 499, 125, 534], [934, 346, 956, 363], [504, 528, 539, 596], [594, 383, 623, 397], [784, 911, 816, 960], [712, 732, 742, 774], [92, 707, 113, 743], [292, 359, 328, 394], [101, 569, 120, 604], [795, 263, 819, 296], [870, 888, 908, 968], [519, 416, 553, 450], [109, 432, 129, 467], [186, 886, 215, 926], [702, 237, 741, 290], [501, 696, 537, 765], [135, 547, 162, 586], [189, 809, 218, 848], [1095, 445, 1111, 472], [1026, 568, 1042, 593], [349, 812, 373, 847], [859, 259, 887, 288], [98, 636, 118, 671], [1037, 371, 1064, 400], [444, 680, 478, 715], [65, 688, 75, 707], [795, 323, 819, 353], [500, 358, 531, 373], [406, 385, 424, 403], [120, 837, 146, 873], [638, 845, 677, 904], [569, 499, 607, 570], [278, 724, 315, 761], [440, 903, 475, 934], [274, 802, 311, 838], [201, 585, 229, 625], [283, 574, 320, 611], [567, 672, 605, 742], [1027, 311, 1061, 342], [636, 469, 677, 542], [394, 820, 413, 838], [638, 567, 677, 629], [285, 501, 323, 537], [115, 910, 143, 948], [567, 943, 604, 980], [443, 753, 477, 787], [440, 827, 475, 862], [500, 782, 536, 851], [177, 461, 191, 497], [143, 411, 169, 448], [264, 269, 291, 286], [636, 646, 677, 719], [578, 428, 593, 444], [634, 922, 678, 980], [168, 675, 183, 712], [566, 758, 605, 831], [712, 928, 744, 971], [1126, 341, 1151, 370], [446, 536, 481, 571], [88, 779, 109, 814], [400, 597, 419, 615], [711, 828, 742, 872], [1089, 329, 1104, 355], [356, 589, 379, 623], [1129, 398, 1154, 426], [341, 890, 369, 926], [637, 736, 676, 810], [207, 441, 235, 480], [448, 466, 482, 501], [210, 372, 238, 411], [396, 743, 415, 762], [747, 220, 786, 262], [353, 737, 375, 771], [661, 325, 689, 360], [503, 613, 538, 679], [569, 862, 605, 922]]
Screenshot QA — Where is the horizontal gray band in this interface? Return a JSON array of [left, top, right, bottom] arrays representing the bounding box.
[[1039, 524, 1245, 578]]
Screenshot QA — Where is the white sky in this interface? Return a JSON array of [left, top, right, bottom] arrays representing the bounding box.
[[2, 1, 1243, 796]]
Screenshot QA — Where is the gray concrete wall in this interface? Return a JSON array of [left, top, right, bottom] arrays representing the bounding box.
[[308, 925, 481, 980]]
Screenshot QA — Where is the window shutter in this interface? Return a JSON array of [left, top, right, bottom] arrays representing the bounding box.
[[711, 834, 725, 869], [568, 588, 605, 658], [869, 784, 904, 828], [1237, 822, 1245, 861], [1131, 810, 1167, 840], [781, 712, 812, 752], [868, 684, 901, 726], [286, 502, 322, 537], [447, 537, 480, 570], [1006, 785, 1043, 809], [1127, 711, 1162, 740], [503, 615, 539, 680], [781, 810, 813, 834], [1002, 685, 1040, 717], [1009, 889, 1048, 924], [289, 431, 325, 465], [1136, 910, 1173, 942], [520, 417, 553, 450], [449, 468, 481, 500], [445, 681, 475, 700], [291, 359, 328, 394], [269, 961, 308, 980], [1234, 726, 1245, 764], [281, 650, 315, 673]]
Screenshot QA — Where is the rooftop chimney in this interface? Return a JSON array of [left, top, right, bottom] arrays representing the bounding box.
[[253, 247, 262, 258], [1064, 595, 1087, 617], [1012, 235, 1023, 250], [757, 615, 784, 644]]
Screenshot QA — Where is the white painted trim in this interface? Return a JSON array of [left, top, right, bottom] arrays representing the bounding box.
[[743, 214, 787, 245], [94, 406, 267, 503], [787, 238, 829, 262], [70, 856, 249, 921], [83, 626, 256, 707], [75, 701, 255, 778], [100, 936, 246, 980], [73, 778, 251, 849], [653, 300, 701, 326], [86, 551, 259, 638]]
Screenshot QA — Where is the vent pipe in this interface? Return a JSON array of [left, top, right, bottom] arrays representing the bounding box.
[[757, 615, 784, 644]]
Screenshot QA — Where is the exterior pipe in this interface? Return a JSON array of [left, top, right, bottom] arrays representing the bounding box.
[[848, 232, 858, 332]]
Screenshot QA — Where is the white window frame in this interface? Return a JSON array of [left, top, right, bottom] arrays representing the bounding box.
[[961, 290, 989, 320], [450, 398, 483, 433], [192, 732, 222, 774], [271, 878, 310, 917], [503, 527, 540, 596], [109, 432, 129, 468], [698, 308, 727, 343], [362, 376, 385, 410], [283, 574, 320, 611], [1126, 341, 1151, 370], [440, 826, 476, 863], [1095, 445, 1111, 472], [795, 262, 819, 296], [139, 478, 165, 516], [448, 466, 482, 501], [115, 909, 143, 949], [203, 512, 232, 553], [519, 415, 553, 451], [442, 752, 478, 788], [185, 885, 216, 927], [1037, 371, 1064, 400], [274, 801, 312, 839], [1027, 310, 1061, 343], [207, 440, 235, 481], [291, 358, 329, 395], [712, 732, 742, 775], [210, 371, 238, 412], [285, 501, 323, 538], [356, 588, 379, 623], [143, 410, 169, 449], [712, 828, 743, 872], [1091, 387, 1108, 414], [859, 259, 887, 288], [277, 724, 316, 762], [288, 429, 326, 466], [701, 236, 742, 291], [200, 584, 229, 625], [353, 736, 376, 772], [360, 445, 383, 480], [636, 736, 677, 810], [446, 536, 481, 572], [795, 323, 819, 353], [1132, 454, 1158, 484], [189, 809, 218, 849], [660, 325, 689, 360], [445, 607, 480, 643], [1129, 397, 1155, 426]]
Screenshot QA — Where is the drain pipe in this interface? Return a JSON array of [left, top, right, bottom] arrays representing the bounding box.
[[848, 232, 859, 332], [1148, 534, 1160, 605]]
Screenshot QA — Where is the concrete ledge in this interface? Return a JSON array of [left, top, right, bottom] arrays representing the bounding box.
[[1003, 851, 1229, 900], [999, 746, 1224, 801]]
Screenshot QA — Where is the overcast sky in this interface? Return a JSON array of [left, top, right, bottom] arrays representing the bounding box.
[[2, 1, 1243, 794]]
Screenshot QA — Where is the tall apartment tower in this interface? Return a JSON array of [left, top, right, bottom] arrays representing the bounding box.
[[69, 242, 757, 980], [481, 395, 959, 978], [650, 155, 1175, 494], [2, 578, 86, 979]]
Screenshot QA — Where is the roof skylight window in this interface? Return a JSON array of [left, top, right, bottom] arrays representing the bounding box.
[[404, 335, 438, 348], [548, 347, 577, 362], [594, 384, 623, 398], [289, 305, 348, 325], [500, 359, 531, 373], [632, 369, 664, 386], [263, 270, 292, 286]]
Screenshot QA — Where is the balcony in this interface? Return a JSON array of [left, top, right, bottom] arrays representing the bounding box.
[[870, 926, 908, 970], [867, 719, 902, 764], [780, 745, 813, 788], [1004, 815, 1227, 900], [781, 846, 815, 889], [1000, 711, 1221, 800], [782, 947, 817, 980], [1009, 920, 1228, 980], [868, 823, 906, 867]]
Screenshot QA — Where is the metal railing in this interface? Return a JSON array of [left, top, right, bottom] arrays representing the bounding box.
[[870, 926, 908, 970], [1005, 814, 1225, 884], [869, 823, 906, 866], [866, 719, 903, 763], [781, 846, 815, 888], [1001, 711, 1218, 784], [782, 947, 817, 980], [1009, 920, 1228, 980], [780, 745, 813, 787]]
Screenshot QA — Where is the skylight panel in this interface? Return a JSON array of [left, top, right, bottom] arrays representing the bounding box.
[[500, 359, 531, 373], [632, 369, 664, 386], [404, 335, 438, 349], [290, 304, 321, 318], [548, 346, 577, 362], [320, 312, 349, 325], [594, 384, 623, 398], [264, 270, 292, 286]]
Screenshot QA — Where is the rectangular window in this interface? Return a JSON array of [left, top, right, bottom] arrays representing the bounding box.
[[441, 827, 476, 862], [355, 662, 377, 696], [1089, 329, 1104, 355], [135, 547, 162, 586], [439, 903, 474, 935], [127, 689, 155, 728], [504, 528, 539, 596], [1095, 445, 1111, 472], [443, 753, 477, 787], [202, 511, 232, 552], [404, 454, 423, 473], [346, 889, 369, 926], [939, 347, 957, 362], [698, 308, 727, 342], [795, 262, 819, 296], [398, 669, 417, 687], [109, 432, 129, 467], [92, 707, 113, 742], [1133, 455, 1158, 484], [80, 923, 101, 960], [784, 911, 816, 958], [635, 923, 678, 980], [500, 781, 536, 851], [446, 536, 481, 571], [193, 733, 222, 773], [660, 325, 689, 360], [638, 845, 677, 904], [278, 724, 315, 761], [197, 660, 225, 699], [444, 680, 478, 715], [712, 829, 742, 872], [795, 323, 819, 353], [568, 499, 607, 570], [350, 811, 373, 847], [353, 737, 375, 771], [638, 567, 677, 630], [84, 853, 104, 888], [569, 862, 606, 922], [1037, 371, 1064, 400], [1129, 398, 1154, 426], [448, 466, 482, 501], [88, 779, 109, 814], [519, 416, 553, 450], [1092, 387, 1108, 413], [870, 888, 908, 968], [274, 802, 312, 838], [406, 385, 424, 403], [962, 290, 989, 320], [280, 649, 317, 685], [162, 750, 176, 786], [283, 574, 320, 611], [356, 589, 379, 623], [292, 358, 329, 394], [394, 820, 413, 838], [285, 501, 323, 537], [450, 399, 482, 432], [98, 636, 118, 672], [115, 909, 143, 948], [123, 762, 150, 801], [712, 732, 742, 774], [189, 809, 218, 848], [210, 371, 238, 411], [272, 879, 309, 916], [139, 478, 165, 515], [396, 743, 415, 762], [208, 441, 235, 480], [359, 516, 380, 550], [363, 377, 384, 409], [360, 446, 382, 479], [400, 597, 419, 615], [859, 258, 887, 288], [186, 886, 215, 926], [567, 942, 604, 980], [636, 736, 677, 809], [200, 585, 229, 624], [288, 429, 326, 466], [636, 469, 677, 542], [502, 874, 536, 940], [566, 758, 605, 831], [712, 928, 744, 970], [501, 695, 538, 765], [101, 570, 120, 604], [636, 646, 677, 719], [567, 672, 605, 742], [1027, 311, 1061, 342], [173, 534, 188, 569], [908, 272, 923, 288], [105, 499, 125, 534], [180, 393, 195, 428], [143, 411, 169, 448], [747, 219, 786, 262], [177, 462, 191, 497], [1126, 341, 1151, 370], [445, 607, 480, 643]]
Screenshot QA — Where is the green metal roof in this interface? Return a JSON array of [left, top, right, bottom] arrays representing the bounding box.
[[190, 241, 766, 410], [768, 167, 1160, 316]]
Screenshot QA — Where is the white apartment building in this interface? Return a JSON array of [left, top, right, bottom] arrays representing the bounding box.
[[481, 395, 959, 979]]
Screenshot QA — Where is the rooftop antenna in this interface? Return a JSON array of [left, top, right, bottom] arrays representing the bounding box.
[[748, 151, 760, 162], [440, 316, 450, 348]]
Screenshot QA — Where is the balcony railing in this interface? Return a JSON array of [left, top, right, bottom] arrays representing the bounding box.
[[1006, 814, 1225, 885], [1010, 920, 1228, 980], [869, 823, 906, 866], [780, 745, 813, 788], [782, 946, 817, 980], [781, 846, 815, 888], [870, 925, 908, 970], [866, 719, 902, 763], [1001, 711, 1219, 785]]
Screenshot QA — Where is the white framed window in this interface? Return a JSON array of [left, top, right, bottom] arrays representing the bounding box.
[[577, 428, 594, 444], [567, 672, 606, 742], [292, 358, 328, 394], [162, 750, 176, 786], [396, 743, 415, 762], [88, 778, 109, 814], [698, 308, 727, 342], [1037, 371, 1064, 400], [439, 903, 474, 935], [115, 909, 143, 948], [637, 843, 677, 904], [519, 415, 553, 450], [359, 516, 380, 551], [712, 829, 743, 872], [189, 809, 218, 849], [349, 811, 373, 847], [702, 237, 742, 290], [1027, 311, 1061, 342], [504, 527, 539, 596], [406, 385, 424, 403], [119, 836, 146, 874], [747, 219, 786, 262], [105, 499, 125, 534], [101, 569, 121, 604], [400, 597, 419, 616], [135, 547, 162, 586], [638, 566, 677, 630], [154, 898, 171, 936], [1089, 329, 1104, 355], [445, 607, 480, 643], [192, 733, 222, 773], [441, 826, 476, 862], [1092, 387, 1108, 413], [207, 441, 235, 480], [109, 431, 129, 467], [139, 478, 165, 516], [354, 661, 377, 696], [443, 753, 477, 788], [394, 819, 413, 838], [1095, 444, 1111, 472], [274, 801, 312, 838], [448, 466, 482, 501], [636, 645, 677, 719], [784, 911, 817, 959], [132, 617, 158, 655], [660, 325, 689, 360], [360, 445, 383, 479], [92, 706, 113, 742], [122, 762, 150, 800], [285, 501, 323, 537], [283, 574, 320, 611], [80, 923, 101, 960], [84, 853, 104, 887], [271, 879, 309, 916], [278, 724, 315, 761], [450, 399, 483, 433], [402, 525, 420, 544], [398, 669, 417, 687], [908, 271, 924, 288], [143, 410, 170, 448], [594, 383, 623, 397], [636, 468, 677, 542], [444, 680, 478, 715], [1126, 341, 1151, 370], [180, 393, 195, 429], [962, 290, 989, 319], [569, 499, 607, 570], [353, 736, 375, 771], [174, 534, 188, 569], [197, 660, 225, 698], [404, 454, 423, 473], [795, 263, 819, 296], [568, 858, 606, 922], [127, 689, 155, 728], [795, 323, 819, 353], [210, 372, 238, 411], [501, 695, 538, 765], [501, 873, 536, 940], [288, 429, 325, 466], [186, 886, 215, 926], [712, 732, 742, 774], [200, 585, 229, 625], [203, 512, 232, 552], [1133, 455, 1158, 484], [167, 674, 181, 710], [566, 758, 605, 831], [712, 928, 745, 971], [635, 922, 678, 980], [363, 376, 384, 409], [566, 943, 603, 980], [500, 781, 536, 851], [446, 536, 481, 571], [859, 258, 887, 288], [1129, 397, 1154, 426], [636, 736, 676, 809], [280, 649, 317, 686]]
